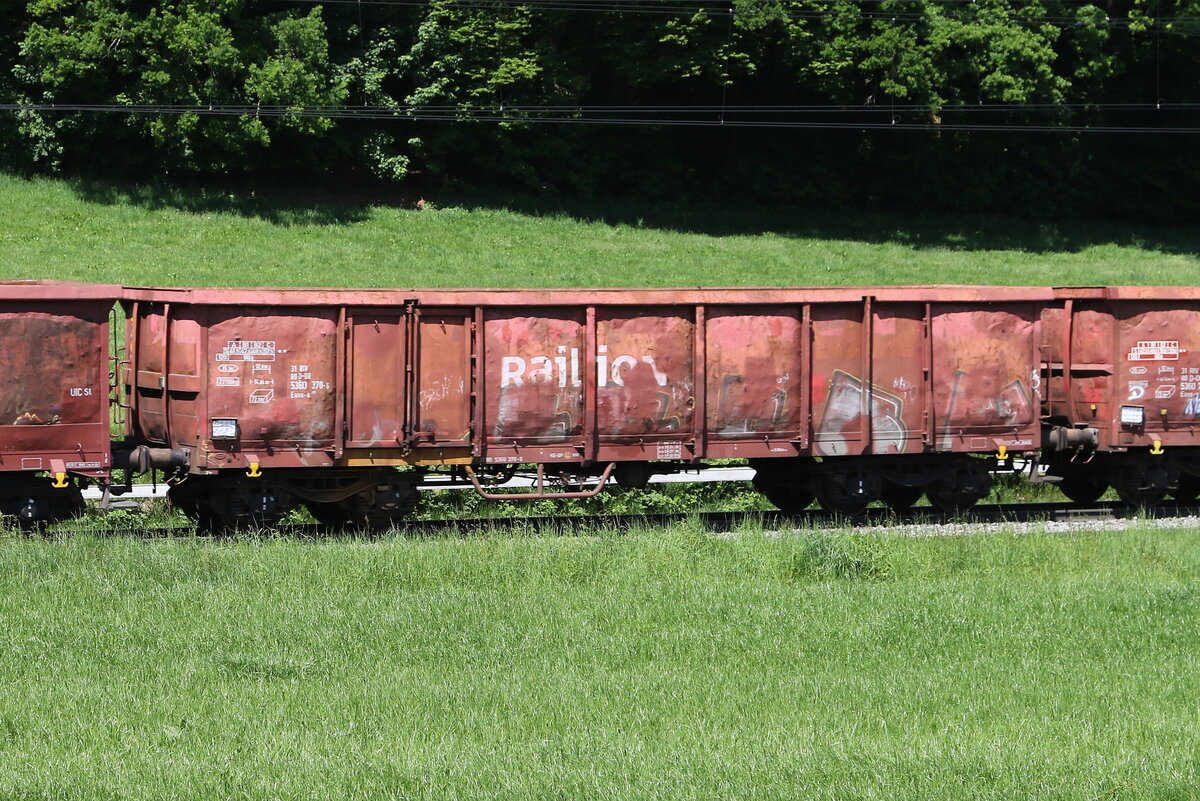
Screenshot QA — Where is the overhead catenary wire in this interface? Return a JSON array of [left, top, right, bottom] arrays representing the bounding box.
[[4, 103, 1200, 133], [274, 0, 1200, 31], [7, 102, 1200, 113]]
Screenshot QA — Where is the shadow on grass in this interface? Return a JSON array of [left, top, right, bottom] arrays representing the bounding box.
[[60, 173, 1200, 258], [65, 174, 384, 227], [446, 190, 1200, 258]]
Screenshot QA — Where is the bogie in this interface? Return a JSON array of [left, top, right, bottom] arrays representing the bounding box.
[[0, 475, 86, 530]]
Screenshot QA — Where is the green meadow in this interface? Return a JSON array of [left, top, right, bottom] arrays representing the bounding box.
[[2, 173, 1199, 289], [0, 523, 1198, 800]]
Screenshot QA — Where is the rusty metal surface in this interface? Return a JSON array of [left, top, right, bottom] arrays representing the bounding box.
[[0, 295, 116, 477], [597, 308, 694, 438], [708, 306, 803, 445], [347, 310, 405, 447], [1041, 303, 1115, 431], [811, 302, 929, 456], [125, 286, 1063, 473], [484, 309, 585, 451], [203, 308, 338, 461], [930, 304, 1041, 452], [0, 280, 122, 301], [1111, 301, 1200, 448], [416, 311, 472, 444], [124, 285, 1058, 308], [1047, 295, 1200, 451]]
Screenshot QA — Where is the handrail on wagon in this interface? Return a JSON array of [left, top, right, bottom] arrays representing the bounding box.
[[463, 462, 616, 500]]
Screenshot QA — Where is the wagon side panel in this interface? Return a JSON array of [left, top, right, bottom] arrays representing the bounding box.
[[809, 303, 867, 457], [596, 308, 695, 459], [200, 306, 339, 468], [930, 303, 1041, 452], [1111, 301, 1200, 448], [482, 308, 586, 463], [416, 310, 473, 448], [704, 305, 804, 459], [866, 302, 928, 455], [0, 299, 112, 476]]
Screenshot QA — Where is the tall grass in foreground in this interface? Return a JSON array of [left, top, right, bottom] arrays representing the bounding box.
[[0, 522, 1197, 800]]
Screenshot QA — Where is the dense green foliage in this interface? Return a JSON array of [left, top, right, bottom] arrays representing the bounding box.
[[3, 0, 1200, 218], [1, 524, 1198, 798]]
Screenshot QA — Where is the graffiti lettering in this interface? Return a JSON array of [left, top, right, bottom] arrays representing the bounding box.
[[499, 345, 669, 389]]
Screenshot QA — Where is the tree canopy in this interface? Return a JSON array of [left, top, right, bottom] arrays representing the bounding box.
[[3, 0, 1198, 219]]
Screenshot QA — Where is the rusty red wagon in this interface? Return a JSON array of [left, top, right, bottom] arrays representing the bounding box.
[[0, 280, 119, 525], [1042, 286, 1200, 505], [119, 284, 1051, 528]]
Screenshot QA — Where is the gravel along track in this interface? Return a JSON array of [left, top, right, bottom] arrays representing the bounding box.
[[51, 501, 1200, 539]]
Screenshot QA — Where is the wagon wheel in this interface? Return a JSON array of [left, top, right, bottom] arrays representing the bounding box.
[[1111, 467, 1167, 509], [1171, 473, 1200, 505], [1113, 485, 1166, 508], [170, 480, 291, 533], [313, 481, 420, 532], [815, 476, 870, 517], [167, 487, 198, 519], [751, 477, 814, 514], [817, 495, 870, 517], [1058, 476, 1108, 505], [2, 477, 86, 531], [926, 467, 993, 515], [25, 484, 85, 530], [167, 487, 222, 534], [880, 482, 923, 511], [306, 501, 352, 530]]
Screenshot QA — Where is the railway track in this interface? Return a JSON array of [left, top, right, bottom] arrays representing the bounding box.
[[47, 499, 1200, 539]]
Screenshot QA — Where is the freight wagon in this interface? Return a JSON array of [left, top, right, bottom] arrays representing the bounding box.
[[6, 281, 1199, 531], [0, 281, 118, 526], [119, 285, 1052, 529], [1042, 286, 1200, 506]]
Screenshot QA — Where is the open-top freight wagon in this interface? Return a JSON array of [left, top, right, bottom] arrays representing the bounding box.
[[0, 281, 119, 525], [119, 285, 1054, 529], [4, 281, 1199, 529]]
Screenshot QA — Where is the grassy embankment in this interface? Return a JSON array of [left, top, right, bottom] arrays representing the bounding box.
[[0, 523, 1198, 800], [3, 173, 1200, 288]]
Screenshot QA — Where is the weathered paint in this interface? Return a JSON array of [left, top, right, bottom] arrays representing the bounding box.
[[416, 311, 472, 444], [484, 310, 585, 446], [1043, 293, 1200, 450], [203, 308, 339, 451], [124, 285, 1060, 475], [348, 310, 405, 447], [1108, 301, 1200, 448], [708, 306, 803, 442], [597, 309, 693, 438], [0, 282, 119, 478], [930, 305, 1040, 450]]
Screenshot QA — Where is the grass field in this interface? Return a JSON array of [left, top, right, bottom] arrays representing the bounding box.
[[3, 173, 1200, 288], [0, 523, 1197, 800]]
